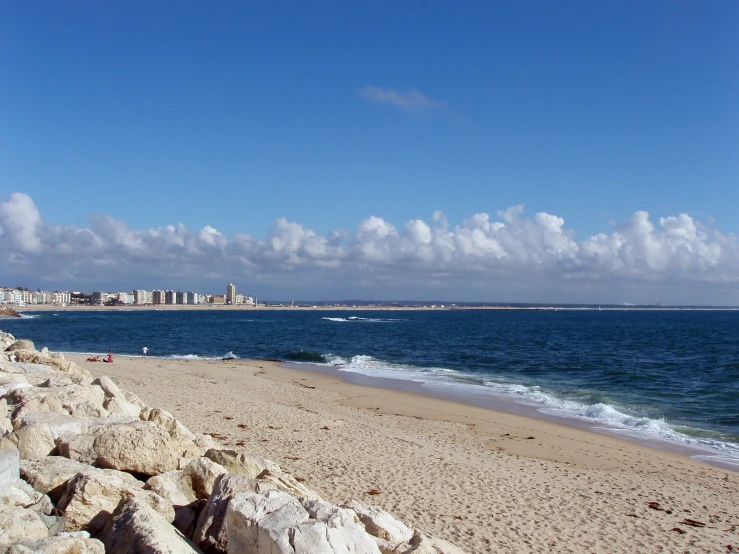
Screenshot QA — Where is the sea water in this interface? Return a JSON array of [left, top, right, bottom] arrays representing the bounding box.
[[5, 308, 738, 466]]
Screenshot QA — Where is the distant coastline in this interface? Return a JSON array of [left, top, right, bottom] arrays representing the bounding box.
[[17, 303, 739, 312]]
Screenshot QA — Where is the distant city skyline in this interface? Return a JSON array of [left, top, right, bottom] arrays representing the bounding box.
[[2, 3, 737, 305]]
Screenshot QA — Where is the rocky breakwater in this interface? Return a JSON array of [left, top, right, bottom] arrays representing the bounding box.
[[0, 307, 21, 319], [0, 329, 467, 554]]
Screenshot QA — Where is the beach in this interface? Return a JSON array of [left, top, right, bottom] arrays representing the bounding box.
[[71, 354, 739, 553]]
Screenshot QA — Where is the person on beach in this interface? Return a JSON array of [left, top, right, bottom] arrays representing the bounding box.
[[142, 346, 148, 358], [103, 351, 113, 363]]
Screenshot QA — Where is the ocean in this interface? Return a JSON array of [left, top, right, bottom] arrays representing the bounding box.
[[4, 308, 739, 467]]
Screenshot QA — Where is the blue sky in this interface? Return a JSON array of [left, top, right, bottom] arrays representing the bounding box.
[[1, 2, 738, 302]]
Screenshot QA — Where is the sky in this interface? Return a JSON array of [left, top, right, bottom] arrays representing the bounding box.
[[1, 1, 738, 304]]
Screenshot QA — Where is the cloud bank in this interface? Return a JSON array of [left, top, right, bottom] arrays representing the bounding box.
[[359, 86, 447, 111], [1, 192, 738, 304]]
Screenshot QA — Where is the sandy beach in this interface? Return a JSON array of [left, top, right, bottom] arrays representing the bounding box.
[[69, 354, 739, 553]]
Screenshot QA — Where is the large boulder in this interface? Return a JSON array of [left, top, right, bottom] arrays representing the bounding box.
[[59, 421, 200, 476], [20, 456, 92, 503], [0, 536, 105, 553], [15, 423, 57, 460], [99, 497, 202, 554], [226, 491, 381, 554], [5, 340, 34, 352], [15, 412, 89, 443], [193, 473, 278, 553], [57, 468, 174, 533]]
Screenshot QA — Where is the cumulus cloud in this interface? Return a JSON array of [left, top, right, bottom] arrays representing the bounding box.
[[359, 86, 447, 110], [1, 192, 738, 303]]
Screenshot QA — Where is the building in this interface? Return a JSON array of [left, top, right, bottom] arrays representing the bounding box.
[[211, 295, 225, 305], [186, 292, 199, 305], [165, 290, 176, 305], [226, 283, 236, 305], [133, 290, 152, 305], [152, 290, 166, 305], [91, 291, 105, 306]]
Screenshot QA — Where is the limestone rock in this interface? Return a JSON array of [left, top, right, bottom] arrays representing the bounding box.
[[226, 490, 381, 554], [0, 480, 53, 516], [141, 408, 196, 440], [0, 502, 49, 543], [395, 531, 467, 554], [91, 376, 123, 399], [145, 470, 196, 507], [182, 457, 227, 500], [103, 396, 141, 418], [0, 536, 105, 553], [16, 412, 89, 443], [99, 497, 202, 554], [5, 340, 34, 352], [20, 456, 91, 502], [16, 423, 57, 460], [203, 449, 278, 479], [342, 499, 413, 547], [193, 473, 277, 553], [255, 468, 321, 500], [59, 421, 200, 476], [57, 468, 174, 533]]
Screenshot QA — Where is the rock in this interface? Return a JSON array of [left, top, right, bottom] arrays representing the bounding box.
[[193, 473, 278, 553], [99, 497, 202, 554], [255, 468, 321, 500], [395, 531, 467, 554], [0, 449, 19, 493], [103, 396, 141, 418], [145, 470, 202, 540], [59, 421, 200, 476], [193, 434, 220, 456], [0, 503, 49, 543], [5, 340, 34, 352], [1, 480, 54, 516], [141, 408, 196, 440], [57, 468, 174, 533], [16, 423, 57, 460], [91, 376, 123, 399], [342, 499, 413, 547], [16, 412, 89, 443], [226, 490, 381, 554], [182, 457, 227, 500], [203, 449, 278, 479], [20, 456, 91, 503], [0, 536, 105, 553]]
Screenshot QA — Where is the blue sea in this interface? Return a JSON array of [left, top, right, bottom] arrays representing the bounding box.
[[4, 308, 739, 467]]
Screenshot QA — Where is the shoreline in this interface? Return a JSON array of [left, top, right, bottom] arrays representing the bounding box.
[[16, 304, 739, 312], [67, 353, 739, 552]]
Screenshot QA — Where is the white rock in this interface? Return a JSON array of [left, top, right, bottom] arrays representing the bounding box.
[[145, 470, 196, 507], [0, 502, 49, 543], [20, 456, 92, 502], [193, 473, 278, 553], [103, 396, 141, 418], [256, 468, 321, 500], [59, 420, 200, 476], [396, 530, 468, 554], [204, 449, 278, 478], [99, 497, 201, 554], [57, 468, 174, 533], [341, 499, 413, 546], [0, 536, 105, 553], [182, 457, 227, 500], [16, 423, 56, 460], [141, 408, 197, 440], [91, 376, 123, 398], [226, 490, 381, 554]]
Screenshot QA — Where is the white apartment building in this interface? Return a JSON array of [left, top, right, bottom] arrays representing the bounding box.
[[226, 283, 236, 305], [187, 292, 199, 305]]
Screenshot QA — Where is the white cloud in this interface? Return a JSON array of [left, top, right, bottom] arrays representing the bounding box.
[[1, 192, 739, 303], [359, 86, 447, 110]]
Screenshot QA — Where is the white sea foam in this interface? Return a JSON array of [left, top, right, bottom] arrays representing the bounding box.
[[18, 314, 39, 319], [321, 316, 401, 323]]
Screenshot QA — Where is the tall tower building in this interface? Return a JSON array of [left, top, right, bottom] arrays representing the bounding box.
[[226, 283, 236, 305]]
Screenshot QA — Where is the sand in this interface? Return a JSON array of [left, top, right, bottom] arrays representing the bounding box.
[[71, 354, 739, 553]]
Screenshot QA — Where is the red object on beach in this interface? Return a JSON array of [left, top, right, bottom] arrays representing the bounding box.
[[86, 357, 98, 362]]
